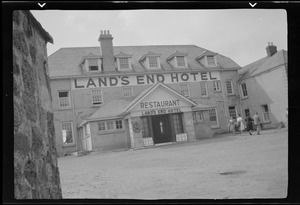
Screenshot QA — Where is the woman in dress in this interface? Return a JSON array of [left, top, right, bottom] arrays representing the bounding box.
[[236, 114, 245, 134]]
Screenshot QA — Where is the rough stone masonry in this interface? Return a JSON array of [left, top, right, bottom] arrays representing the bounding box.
[[13, 10, 62, 199]]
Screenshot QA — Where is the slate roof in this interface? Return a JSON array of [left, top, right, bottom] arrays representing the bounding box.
[[238, 49, 287, 81], [48, 45, 240, 77]]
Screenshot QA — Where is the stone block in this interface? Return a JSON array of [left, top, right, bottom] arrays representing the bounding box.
[[23, 92, 37, 122], [14, 132, 31, 155], [22, 59, 37, 95], [13, 30, 28, 56], [32, 125, 44, 153]]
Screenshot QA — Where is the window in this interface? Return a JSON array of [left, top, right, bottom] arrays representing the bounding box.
[[59, 91, 70, 108], [98, 120, 123, 132], [180, 83, 190, 98], [226, 80, 234, 95], [206, 56, 216, 67], [91, 89, 102, 105], [228, 106, 237, 118], [199, 82, 208, 97], [213, 80, 221, 92], [244, 109, 250, 118], [98, 121, 106, 131], [123, 87, 133, 97], [61, 122, 74, 145], [176, 56, 186, 67], [209, 109, 219, 128], [116, 120, 123, 129], [88, 59, 99, 71], [119, 57, 130, 70], [261, 104, 270, 122], [148, 56, 158, 68], [141, 117, 151, 138], [193, 111, 204, 123], [240, 83, 248, 98], [172, 114, 183, 134]]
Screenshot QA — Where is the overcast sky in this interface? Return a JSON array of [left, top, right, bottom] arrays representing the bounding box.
[[31, 9, 287, 67]]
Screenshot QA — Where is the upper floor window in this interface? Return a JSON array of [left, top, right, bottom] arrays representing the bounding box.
[[88, 59, 99, 71], [206, 55, 216, 67], [148, 56, 159, 68], [213, 80, 221, 92], [167, 51, 188, 69], [123, 87, 133, 97], [180, 83, 190, 98], [226, 80, 234, 95], [58, 91, 71, 108], [240, 82, 248, 98], [91, 88, 102, 106], [199, 82, 208, 97], [140, 51, 161, 70], [115, 51, 133, 71]]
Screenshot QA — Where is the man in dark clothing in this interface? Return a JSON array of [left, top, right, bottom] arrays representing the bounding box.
[[253, 112, 261, 135], [245, 114, 254, 135]]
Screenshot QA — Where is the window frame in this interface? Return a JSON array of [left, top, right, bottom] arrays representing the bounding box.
[[117, 57, 132, 71], [58, 90, 71, 109], [146, 56, 161, 70], [98, 120, 124, 133], [180, 83, 190, 98], [228, 106, 237, 119], [175, 56, 187, 68], [91, 88, 103, 106], [225, 80, 234, 95], [122, 87, 133, 97], [87, 58, 100, 72], [172, 113, 184, 134], [240, 82, 248, 98], [206, 55, 217, 67], [213, 80, 221, 92], [61, 121, 75, 146], [193, 111, 204, 123], [199, 81, 208, 97], [261, 104, 271, 122], [208, 108, 219, 128]]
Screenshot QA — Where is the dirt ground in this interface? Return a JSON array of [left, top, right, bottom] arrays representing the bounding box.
[[57, 128, 288, 200]]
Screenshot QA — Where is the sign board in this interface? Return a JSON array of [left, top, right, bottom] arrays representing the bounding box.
[[142, 108, 181, 116], [72, 71, 220, 89], [176, 133, 188, 142], [143, 138, 154, 146]]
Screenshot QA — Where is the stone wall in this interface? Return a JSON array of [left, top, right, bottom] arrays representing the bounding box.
[[13, 10, 62, 199]]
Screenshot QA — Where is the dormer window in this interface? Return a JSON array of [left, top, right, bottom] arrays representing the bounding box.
[[197, 50, 218, 68], [140, 51, 161, 70], [88, 59, 99, 71], [81, 53, 102, 74], [206, 55, 217, 67], [167, 51, 188, 69], [115, 51, 133, 71]]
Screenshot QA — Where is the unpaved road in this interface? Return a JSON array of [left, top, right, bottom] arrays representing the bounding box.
[[58, 128, 288, 199]]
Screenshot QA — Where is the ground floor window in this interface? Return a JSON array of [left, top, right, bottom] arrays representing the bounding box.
[[209, 109, 219, 128], [141, 116, 152, 138], [261, 104, 270, 122], [172, 113, 184, 134], [193, 111, 204, 123], [61, 122, 74, 145], [228, 106, 237, 119], [244, 109, 250, 117], [98, 119, 124, 132]]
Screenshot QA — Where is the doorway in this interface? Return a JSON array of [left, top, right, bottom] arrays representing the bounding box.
[[151, 114, 172, 144]]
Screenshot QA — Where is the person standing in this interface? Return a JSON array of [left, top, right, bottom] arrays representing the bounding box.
[[253, 112, 261, 135], [245, 114, 254, 135], [236, 114, 245, 134], [228, 116, 236, 136]]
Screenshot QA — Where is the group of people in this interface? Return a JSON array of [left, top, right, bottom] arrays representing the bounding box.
[[228, 112, 261, 136]]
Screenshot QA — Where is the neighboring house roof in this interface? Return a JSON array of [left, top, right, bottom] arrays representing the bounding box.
[[48, 45, 240, 77], [238, 49, 287, 81]]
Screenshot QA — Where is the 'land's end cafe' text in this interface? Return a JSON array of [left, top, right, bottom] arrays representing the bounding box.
[[72, 72, 220, 89]]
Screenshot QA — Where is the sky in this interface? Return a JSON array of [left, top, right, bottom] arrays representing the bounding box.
[[30, 9, 287, 67]]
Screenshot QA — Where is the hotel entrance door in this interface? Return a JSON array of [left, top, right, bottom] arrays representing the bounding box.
[[151, 114, 172, 144]]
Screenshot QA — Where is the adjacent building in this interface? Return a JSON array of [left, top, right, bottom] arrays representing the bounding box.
[[49, 30, 243, 157], [237, 42, 288, 129]]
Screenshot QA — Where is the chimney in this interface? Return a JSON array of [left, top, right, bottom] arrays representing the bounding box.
[[266, 42, 277, 57], [98, 30, 115, 72]]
